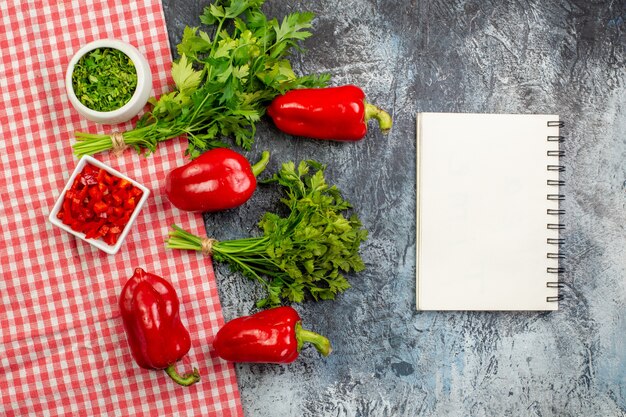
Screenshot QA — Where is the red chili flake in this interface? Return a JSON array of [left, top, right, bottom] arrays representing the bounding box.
[[58, 163, 143, 246]]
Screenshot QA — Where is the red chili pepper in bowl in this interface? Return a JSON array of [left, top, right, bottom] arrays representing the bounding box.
[[119, 268, 200, 386], [165, 149, 270, 212], [266, 85, 392, 141], [212, 306, 332, 363], [55, 161, 144, 246]]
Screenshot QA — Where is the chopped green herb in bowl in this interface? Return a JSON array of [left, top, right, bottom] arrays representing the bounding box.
[[71, 47, 138, 112], [66, 39, 153, 124]]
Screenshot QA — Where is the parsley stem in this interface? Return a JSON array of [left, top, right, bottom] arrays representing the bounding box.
[[217, 236, 268, 250], [216, 252, 271, 292]]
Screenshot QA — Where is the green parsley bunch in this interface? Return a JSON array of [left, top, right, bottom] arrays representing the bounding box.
[[166, 160, 368, 307], [73, 0, 329, 158]]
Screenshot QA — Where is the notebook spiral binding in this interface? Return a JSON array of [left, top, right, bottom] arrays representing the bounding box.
[[546, 120, 564, 302]]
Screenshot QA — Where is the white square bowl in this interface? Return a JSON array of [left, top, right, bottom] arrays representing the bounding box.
[[48, 155, 150, 255]]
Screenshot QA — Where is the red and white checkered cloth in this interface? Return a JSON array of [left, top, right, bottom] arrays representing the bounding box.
[[0, 1, 243, 416]]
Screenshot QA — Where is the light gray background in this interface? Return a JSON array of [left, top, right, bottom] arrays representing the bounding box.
[[162, 1, 625, 416]]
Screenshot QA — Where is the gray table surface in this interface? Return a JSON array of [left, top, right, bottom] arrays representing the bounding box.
[[161, 1, 625, 416]]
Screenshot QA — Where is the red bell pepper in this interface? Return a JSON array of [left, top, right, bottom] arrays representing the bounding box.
[[165, 148, 270, 212], [119, 268, 200, 386], [266, 85, 392, 141], [212, 306, 332, 363]]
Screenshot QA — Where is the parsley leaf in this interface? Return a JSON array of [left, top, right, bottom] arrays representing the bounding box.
[[171, 54, 203, 95]]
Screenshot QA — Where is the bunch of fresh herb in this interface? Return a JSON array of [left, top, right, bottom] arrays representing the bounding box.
[[72, 48, 137, 112], [166, 160, 368, 307], [73, 0, 329, 158]]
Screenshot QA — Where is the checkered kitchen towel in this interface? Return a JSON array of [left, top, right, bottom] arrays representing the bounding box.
[[0, 1, 243, 416]]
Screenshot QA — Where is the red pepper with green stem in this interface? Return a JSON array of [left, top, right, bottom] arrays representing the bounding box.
[[266, 85, 392, 141], [119, 268, 200, 386], [213, 306, 332, 363], [165, 148, 270, 212]]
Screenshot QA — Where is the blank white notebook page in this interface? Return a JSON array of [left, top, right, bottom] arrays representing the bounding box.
[[416, 112, 562, 311]]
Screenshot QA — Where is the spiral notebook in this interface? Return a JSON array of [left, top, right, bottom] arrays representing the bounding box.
[[415, 112, 564, 311]]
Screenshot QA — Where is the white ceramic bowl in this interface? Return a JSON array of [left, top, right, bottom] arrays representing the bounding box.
[[65, 39, 153, 124], [48, 155, 150, 255]]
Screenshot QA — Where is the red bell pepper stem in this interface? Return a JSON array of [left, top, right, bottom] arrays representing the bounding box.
[[295, 322, 332, 357], [251, 150, 270, 177], [165, 364, 201, 387], [364, 102, 393, 133]]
